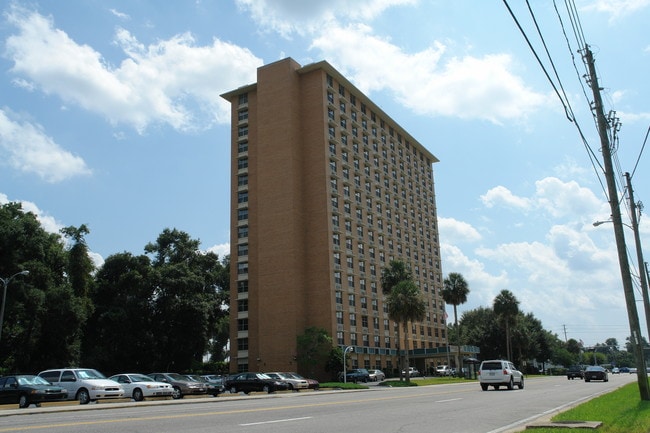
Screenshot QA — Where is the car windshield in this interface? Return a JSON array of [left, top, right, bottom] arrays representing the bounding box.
[[481, 362, 503, 370], [256, 373, 272, 379], [17, 375, 50, 386], [286, 372, 303, 379], [166, 373, 186, 381], [76, 369, 106, 379], [130, 374, 154, 382]]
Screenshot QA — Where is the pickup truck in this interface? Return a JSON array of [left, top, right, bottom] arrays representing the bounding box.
[[566, 365, 584, 380]]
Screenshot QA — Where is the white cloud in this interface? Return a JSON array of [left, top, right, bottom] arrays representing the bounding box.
[[207, 242, 230, 259], [310, 23, 549, 123], [5, 7, 263, 133], [0, 108, 91, 182], [236, 0, 416, 37], [480, 185, 532, 210], [109, 8, 130, 20], [438, 217, 482, 243], [581, 0, 650, 21]]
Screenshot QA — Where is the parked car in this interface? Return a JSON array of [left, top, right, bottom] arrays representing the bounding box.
[[265, 372, 308, 391], [566, 365, 584, 380], [584, 366, 608, 382], [0, 375, 68, 408], [225, 372, 289, 394], [619, 367, 630, 373], [436, 365, 452, 376], [286, 372, 319, 390], [37, 368, 123, 404], [108, 373, 174, 401], [478, 360, 524, 391], [201, 374, 226, 393], [148, 373, 206, 399], [339, 368, 370, 383], [185, 374, 223, 396], [611, 367, 620, 374], [401, 367, 420, 377], [368, 369, 386, 381]]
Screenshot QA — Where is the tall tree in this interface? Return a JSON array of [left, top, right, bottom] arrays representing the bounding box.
[[145, 228, 226, 371], [296, 327, 333, 379], [442, 272, 470, 370], [493, 290, 520, 361], [0, 203, 87, 372], [386, 280, 426, 382], [380, 260, 412, 295]]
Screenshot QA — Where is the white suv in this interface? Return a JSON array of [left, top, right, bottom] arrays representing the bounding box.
[[478, 360, 524, 391], [38, 368, 124, 404]]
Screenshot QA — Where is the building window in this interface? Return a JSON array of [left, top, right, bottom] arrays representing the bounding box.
[[238, 208, 248, 221], [238, 93, 248, 105], [237, 318, 248, 331], [238, 110, 248, 122], [238, 125, 248, 137], [237, 338, 248, 351], [237, 299, 248, 312], [336, 291, 342, 304], [337, 311, 344, 325], [237, 262, 248, 275], [334, 271, 342, 285], [238, 158, 248, 170], [237, 225, 248, 239], [348, 293, 355, 307], [237, 280, 248, 293], [238, 191, 248, 204], [238, 141, 248, 153], [237, 243, 248, 256], [349, 313, 357, 326], [238, 174, 248, 186]]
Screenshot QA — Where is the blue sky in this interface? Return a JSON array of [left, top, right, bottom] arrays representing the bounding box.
[[1, 0, 649, 349]]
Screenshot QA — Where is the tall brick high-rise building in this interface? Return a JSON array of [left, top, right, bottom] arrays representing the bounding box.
[[221, 58, 448, 378]]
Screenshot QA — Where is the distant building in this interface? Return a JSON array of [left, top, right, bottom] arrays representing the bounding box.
[[221, 58, 448, 378]]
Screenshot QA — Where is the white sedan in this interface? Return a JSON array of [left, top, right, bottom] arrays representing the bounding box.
[[109, 373, 174, 401], [265, 372, 308, 390]]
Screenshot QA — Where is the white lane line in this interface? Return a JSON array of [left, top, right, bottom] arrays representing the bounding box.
[[436, 398, 463, 403], [240, 416, 313, 426]]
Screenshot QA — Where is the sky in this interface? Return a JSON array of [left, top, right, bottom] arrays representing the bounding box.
[[1, 0, 649, 350]]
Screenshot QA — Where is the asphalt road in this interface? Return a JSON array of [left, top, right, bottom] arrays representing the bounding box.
[[0, 374, 638, 433]]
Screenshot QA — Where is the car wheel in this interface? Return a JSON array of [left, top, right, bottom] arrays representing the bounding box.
[[585, 378, 590, 382], [507, 378, 514, 390], [518, 377, 524, 389], [494, 385, 499, 390], [263, 385, 271, 394], [230, 386, 238, 394], [132, 388, 144, 402], [172, 386, 183, 399], [288, 383, 294, 391], [77, 388, 91, 405], [19, 395, 29, 408], [480, 383, 488, 391]]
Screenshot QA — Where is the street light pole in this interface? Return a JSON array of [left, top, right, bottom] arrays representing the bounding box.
[[0, 270, 29, 343], [342, 346, 354, 384]]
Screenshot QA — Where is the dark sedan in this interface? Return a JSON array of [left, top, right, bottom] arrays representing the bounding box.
[[584, 366, 608, 382], [0, 375, 68, 408], [225, 372, 289, 394]]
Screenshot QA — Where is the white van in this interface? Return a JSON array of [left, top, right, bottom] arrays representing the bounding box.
[[38, 368, 124, 404], [478, 360, 524, 391]]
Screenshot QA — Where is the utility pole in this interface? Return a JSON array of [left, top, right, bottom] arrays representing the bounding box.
[[626, 172, 650, 342], [584, 45, 649, 400]]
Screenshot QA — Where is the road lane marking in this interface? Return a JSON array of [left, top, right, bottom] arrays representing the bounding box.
[[240, 416, 312, 426]]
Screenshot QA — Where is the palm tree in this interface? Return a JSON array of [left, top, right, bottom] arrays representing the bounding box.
[[493, 290, 520, 361], [380, 260, 412, 295], [442, 272, 470, 372], [386, 280, 426, 382]]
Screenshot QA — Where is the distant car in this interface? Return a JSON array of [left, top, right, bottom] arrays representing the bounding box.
[[225, 372, 289, 394], [368, 369, 386, 381], [201, 374, 226, 393], [436, 365, 452, 376], [566, 365, 584, 380], [618, 367, 630, 373], [611, 367, 620, 374], [339, 368, 370, 383], [38, 368, 124, 404], [629, 367, 638, 374], [265, 372, 308, 391], [584, 366, 608, 382], [148, 373, 207, 399], [0, 375, 68, 408], [184, 375, 223, 396], [286, 372, 319, 390], [478, 360, 524, 391], [108, 373, 174, 401], [402, 367, 420, 377]]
